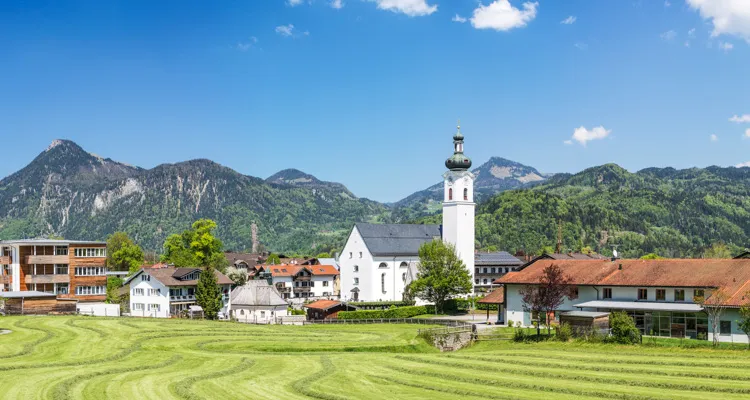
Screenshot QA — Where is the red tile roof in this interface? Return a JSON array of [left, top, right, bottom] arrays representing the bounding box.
[[304, 300, 342, 310], [309, 265, 339, 276], [260, 264, 339, 277], [478, 287, 504, 304], [496, 259, 750, 307]]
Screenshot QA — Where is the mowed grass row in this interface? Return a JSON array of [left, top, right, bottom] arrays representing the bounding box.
[[1, 316, 749, 399]]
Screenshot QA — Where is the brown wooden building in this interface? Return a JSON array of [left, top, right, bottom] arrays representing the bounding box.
[[303, 300, 354, 320], [0, 239, 108, 302], [0, 291, 78, 315]]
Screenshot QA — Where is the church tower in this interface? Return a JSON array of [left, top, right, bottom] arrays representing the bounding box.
[[442, 122, 475, 287]]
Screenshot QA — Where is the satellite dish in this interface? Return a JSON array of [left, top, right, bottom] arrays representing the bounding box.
[[613, 249, 618, 258]]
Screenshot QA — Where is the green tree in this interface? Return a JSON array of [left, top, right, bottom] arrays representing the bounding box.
[[639, 253, 663, 260], [703, 243, 732, 259], [225, 266, 248, 287], [266, 253, 281, 265], [161, 219, 229, 272], [106, 276, 123, 305], [316, 252, 331, 258], [407, 240, 472, 314], [738, 300, 750, 350], [609, 311, 641, 344], [106, 232, 145, 273], [196, 266, 223, 320]]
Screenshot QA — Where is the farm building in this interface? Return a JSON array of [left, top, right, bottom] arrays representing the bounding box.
[[477, 288, 504, 324], [0, 291, 77, 315], [498, 258, 750, 344], [559, 311, 610, 334], [303, 300, 354, 320], [229, 280, 289, 324]]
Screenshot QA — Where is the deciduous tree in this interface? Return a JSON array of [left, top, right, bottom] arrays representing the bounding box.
[[106, 232, 145, 273], [519, 264, 577, 336], [265, 253, 281, 265], [196, 266, 223, 320], [161, 219, 229, 272], [225, 266, 248, 287], [406, 240, 472, 314], [738, 298, 750, 349], [696, 289, 730, 347], [703, 243, 732, 259]]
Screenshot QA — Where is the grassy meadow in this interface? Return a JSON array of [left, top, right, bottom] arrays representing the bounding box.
[[1, 316, 750, 399]]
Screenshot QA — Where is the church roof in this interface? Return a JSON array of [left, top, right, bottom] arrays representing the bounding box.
[[355, 223, 441, 257]]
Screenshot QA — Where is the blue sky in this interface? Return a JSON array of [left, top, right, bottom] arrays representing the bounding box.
[[1, 0, 749, 202]]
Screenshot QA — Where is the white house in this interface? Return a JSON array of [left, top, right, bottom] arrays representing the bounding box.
[[498, 258, 750, 344], [125, 265, 233, 318], [339, 124, 476, 302], [229, 280, 289, 324], [258, 264, 339, 302]]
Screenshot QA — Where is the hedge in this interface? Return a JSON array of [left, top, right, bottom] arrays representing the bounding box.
[[347, 301, 416, 310], [338, 306, 429, 320]]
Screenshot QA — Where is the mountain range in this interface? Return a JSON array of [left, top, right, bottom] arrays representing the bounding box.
[[2, 140, 749, 258]]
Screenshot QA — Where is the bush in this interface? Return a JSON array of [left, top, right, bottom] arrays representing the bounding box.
[[288, 307, 306, 316], [556, 323, 572, 342], [513, 328, 527, 342], [338, 306, 428, 320], [609, 311, 641, 344]]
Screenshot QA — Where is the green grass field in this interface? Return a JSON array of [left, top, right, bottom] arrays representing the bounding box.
[[1, 316, 750, 399]]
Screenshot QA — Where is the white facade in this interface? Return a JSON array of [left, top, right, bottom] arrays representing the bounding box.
[[129, 274, 170, 318], [442, 169, 475, 289], [339, 226, 419, 302], [232, 305, 288, 324], [504, 284, 749, 344]]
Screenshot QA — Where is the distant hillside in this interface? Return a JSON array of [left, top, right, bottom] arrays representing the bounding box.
[[266, 168, 356, 198], [391, 157, 548, 221], [0, 140, 386, 253], [467, 163, 750, 258]]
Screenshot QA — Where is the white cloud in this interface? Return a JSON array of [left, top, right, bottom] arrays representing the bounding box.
[[574, 42, 588, 50], [735, 161, 750, 168], [686, 0, 750, 43], [331, 0, 344, 9], [730, 114, 750, 123], [370, 0, 437, 17], [719, 41, 734, 51], [287, 0, 304, 6], [561, 16, 576, 25], [688, 28, 696, 38], [710, 134, 718, 142], [236, 36, 258, 52], [745, 128, 750, 138], [660, 30, 677, 41], [563, 140, 573, 145], [275, 24, 295, 37], [569, 126, 612, 146], [471, 1, 538, 31], [452, 14, 467, 23], [664, 0, 671, 7]]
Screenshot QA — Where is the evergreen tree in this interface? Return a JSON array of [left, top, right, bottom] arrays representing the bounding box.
[[196, 266, 223, 320]]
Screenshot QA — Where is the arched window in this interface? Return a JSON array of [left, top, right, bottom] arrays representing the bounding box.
[[399, 262, 408, 268], [381, 273, 386, 293], [448, 188, 453, 200], [463, 188, 468, 201], [379, 262, 388, 269]]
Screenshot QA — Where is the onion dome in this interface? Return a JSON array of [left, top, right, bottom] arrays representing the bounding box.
[[445, 122, 472, 171]]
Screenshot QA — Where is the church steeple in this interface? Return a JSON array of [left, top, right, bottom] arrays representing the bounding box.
[[445, 121, 472, 171]]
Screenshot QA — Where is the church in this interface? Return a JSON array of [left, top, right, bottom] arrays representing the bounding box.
[[339, 124, 476, 302]]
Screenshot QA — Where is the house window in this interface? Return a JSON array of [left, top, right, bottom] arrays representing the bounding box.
[[148, 288, 161, 296], [448, 188, 453, 200], [353, 278, 359, 286], [141, 275, 150, 282], [133, 288, 144, 296], [400, 262, 408, 268], [483, 268, 487, 273], [55, 246, 68, 256], [379, 263, 388, 269], [482, 279, 488, 285], [55, 264, 68, 275], [187, 288, 195, 296], [475, 268, 479, 274], [475, 279, 479, 284], [75, 266, 107, 276], [359, 252, 363, 258], [572, 287, 579, 297], [75, 286, 105, 295], [133, 303, 144, 311], [261, 311, 266, 318], [674, 289, 685, 301], [349, 252, 352, 259], [381, 273, 386, 293], [603, 288, 612, 299], [56, 283, 69, 295], [402, 273, 406, 282], [720, 321, 731, 335], [74, 248, 106, 257], [463, 188, 468, 201], [656, 289, 666, 301], [694, 289, 705, 301], [637, 288, 648, 300], [148, 304, 160, 312], [322, 281, 329, 287], [353, 265, 359, 272], [490, 268, 495, 274], [240, 309, 245, 316]]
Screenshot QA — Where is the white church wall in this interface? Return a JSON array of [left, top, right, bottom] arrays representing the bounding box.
[[339, 227, 374, 302]]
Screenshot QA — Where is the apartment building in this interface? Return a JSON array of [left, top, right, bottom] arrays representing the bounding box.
[[257, 264, 339, 301], [0, 239, 108, 302]]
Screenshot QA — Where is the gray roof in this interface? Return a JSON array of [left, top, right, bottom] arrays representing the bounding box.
[[475, 251, 523, 266], [574, 300, 703, 313], [230, 280, 288, 307], [0, 239, 106, 245], [0, 291, 57, 298], [355, 223, 441, 257], [560, 311, 610, 318], [317, 258, 338, 268]]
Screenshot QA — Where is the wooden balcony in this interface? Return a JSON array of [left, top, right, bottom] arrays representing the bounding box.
[[24, 275, 71, 284], [276, 286, 291, 293], [0, 256, 10, 264], [295, 276, 311, 281], [24, 255, 69, 264], [293, 287, 311, 293]]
